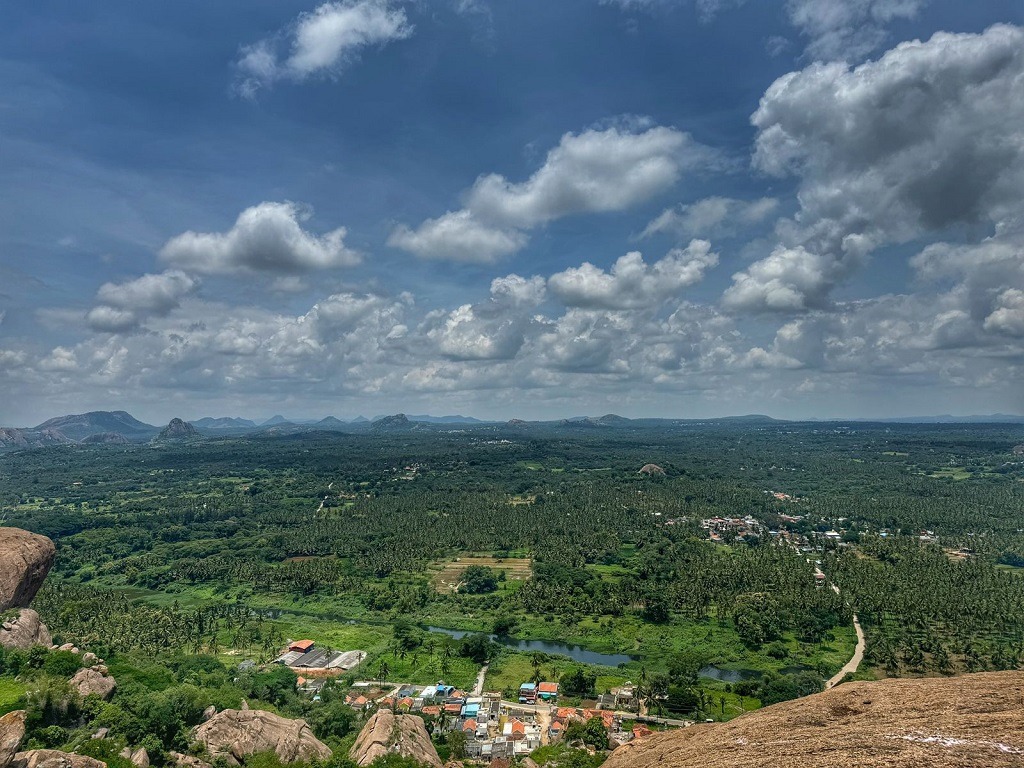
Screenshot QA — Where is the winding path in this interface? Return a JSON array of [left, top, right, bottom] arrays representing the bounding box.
[[818, 567, 866, 688], [826, 613, 865, 688]]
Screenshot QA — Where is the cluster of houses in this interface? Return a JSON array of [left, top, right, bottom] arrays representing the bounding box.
[[332, 678, 657, 760], [274, 639, 366, 675], [517, 681, 559, 703], [701, 516, 762, 543]]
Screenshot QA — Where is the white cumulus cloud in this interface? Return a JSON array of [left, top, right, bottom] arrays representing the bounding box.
[[642, 196, 778, 239], [386, 210, 528, 263], [236, 0, 413, 97], [160, 202, 359, 275], [549, 240, 718, 310], [87, 270, 199, 333], [391, 123, 717, 262], [730, 24, 1024, 312]]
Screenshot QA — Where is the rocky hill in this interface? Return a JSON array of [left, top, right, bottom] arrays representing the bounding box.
[[0, 427, 73, 452], [369, 413, 414, 433], [33, 411, 157, 441], [154, 418, 200, 441], [604, 671, 1024, 768], [349, 710, 441, 768]]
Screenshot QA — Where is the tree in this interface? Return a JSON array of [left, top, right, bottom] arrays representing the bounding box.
[[564, 717, 609, 750], [445, 730, 468, 759], [461, 566, 499, 594], [559, 667, 596, 696]]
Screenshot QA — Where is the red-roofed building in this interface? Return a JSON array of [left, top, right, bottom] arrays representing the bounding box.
[[421, 705, 441, 716], [289, 640, 315, 653], [537, 681, 559, 700], [632, 725, 653, 740], [463, 719, 478, 733]]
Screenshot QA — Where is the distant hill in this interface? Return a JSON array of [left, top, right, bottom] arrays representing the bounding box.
[[193, 417, 257, 430], [370, 413, 414, 433], [404, 414, 488, 424], [0, 427, 72, 452], [261, 415, 291, 426], [80, 432, 130, 445], [33, 410, 157, 441], [154, 418, 201, 442], [316, 416, 347, 427]]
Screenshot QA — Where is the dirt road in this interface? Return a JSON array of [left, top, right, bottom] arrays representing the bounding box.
[[826, 613, 865, 688]]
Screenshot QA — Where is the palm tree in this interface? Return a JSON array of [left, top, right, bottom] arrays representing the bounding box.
[[377, 660, 391, 687]]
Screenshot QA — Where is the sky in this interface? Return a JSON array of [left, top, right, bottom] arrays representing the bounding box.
[[1, 0, 1023, 425]]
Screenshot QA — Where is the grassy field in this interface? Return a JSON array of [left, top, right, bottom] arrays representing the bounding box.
[[0, 676, 27, 715], [430, 555, 532, 592]]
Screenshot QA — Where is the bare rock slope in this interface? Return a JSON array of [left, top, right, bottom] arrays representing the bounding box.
[[605, 671, 1024, 768], [0, 609, 52, 650], [0, 528, 56, 611], [193, 709, 330, 765], [11, 751, 105, 768], [1, 711, 26, 768], [349, 710, 442, 768]]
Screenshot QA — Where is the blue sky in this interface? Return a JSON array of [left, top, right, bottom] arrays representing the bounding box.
[[1, 0, 1023, 425]]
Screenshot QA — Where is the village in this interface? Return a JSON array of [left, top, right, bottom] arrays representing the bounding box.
[[272, 637, 681, 761]]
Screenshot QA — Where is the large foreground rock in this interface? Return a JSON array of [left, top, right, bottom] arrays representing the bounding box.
[[604, 671, 1024, 768], [69, 668, 116, 700], [1, 711, 26, 768], [0, 529, 56, 611], [193, 709, 330, 765], [349, 710, 442, 768], [10, 752, 105, 768], [0, 610, 52, 650]]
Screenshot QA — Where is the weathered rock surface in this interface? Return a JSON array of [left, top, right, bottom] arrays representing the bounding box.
[[167, 753, 211, 768], [1, 711, 26, 768], [10, 752, 105, 768], [193, 709, 330, 765], [0, 528, 56, 611], [604, 671, 1024, 768], [0, 609, 52, 650], [118, 749, 148, 768], [638, 463, 665, 475], [69, 668, 116, 700], [349, 710, 442, 768]]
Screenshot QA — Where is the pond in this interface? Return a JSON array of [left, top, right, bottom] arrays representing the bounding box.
[[259, 606, 636, 667], [698, 664, 814, 682], [425, 627, 636, 667], [698, 665, 763, 682]]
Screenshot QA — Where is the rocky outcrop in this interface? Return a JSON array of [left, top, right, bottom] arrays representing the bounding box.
[[69, 668, 116, 700], [167, 753, 211, 768], [1, 711, 26, 768], [0, 528, 56, 611], [0, 609, 52, 650], [118, 749, 148, 768], [10, 752, 105, 768], [349, 710, 442, 768], [638, 463, 666, 476], [155, 419, 199, 442], [192, 709, 331, 765], [603, 671, 1024, 768]]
